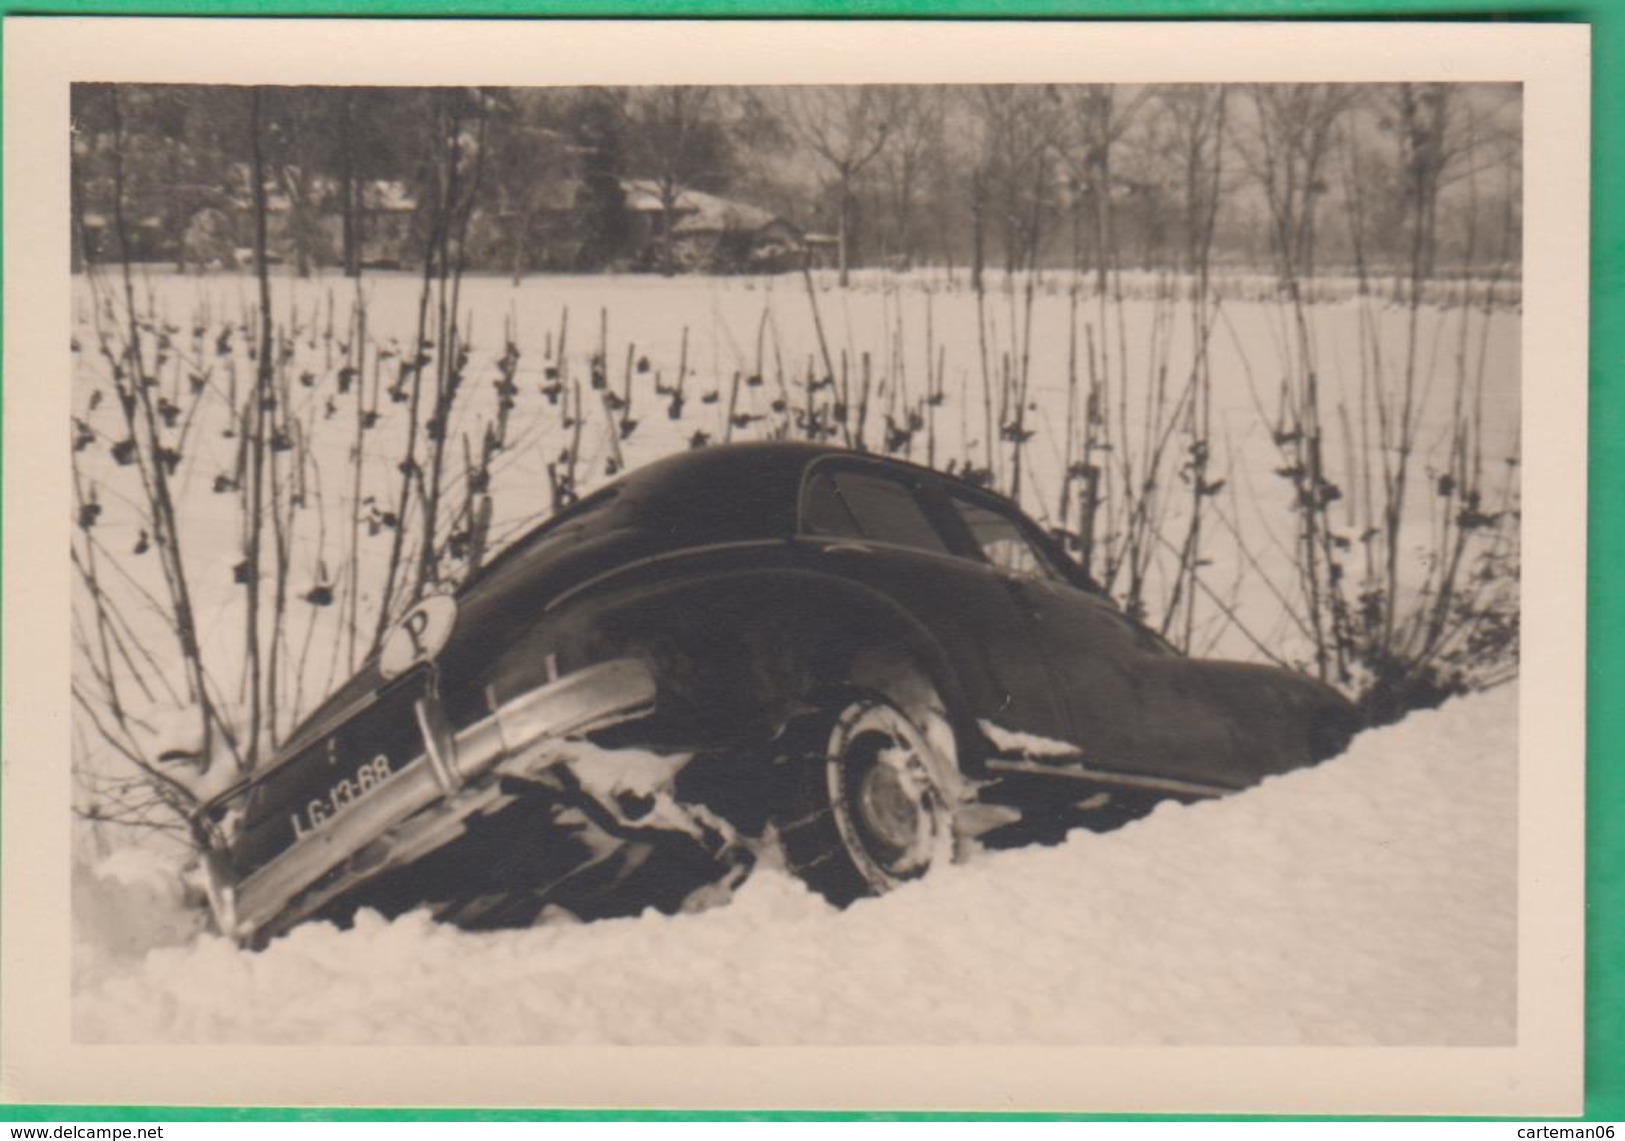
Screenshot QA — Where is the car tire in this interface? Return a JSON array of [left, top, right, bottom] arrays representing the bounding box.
[[774, 691, 961, 907]]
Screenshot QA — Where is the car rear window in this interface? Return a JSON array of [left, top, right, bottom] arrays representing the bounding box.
[[947, 493, 1065, 582], [803, 468, 949, 555], [802, 470, 863, 537]]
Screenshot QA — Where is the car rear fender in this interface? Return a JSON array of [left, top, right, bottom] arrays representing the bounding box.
[[491, 562, 982, 762], [1157, 658, 1363, 781]]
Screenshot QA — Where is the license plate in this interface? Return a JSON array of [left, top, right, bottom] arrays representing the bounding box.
[[288, 749, 400, 842], [216, 670, 432, 880]]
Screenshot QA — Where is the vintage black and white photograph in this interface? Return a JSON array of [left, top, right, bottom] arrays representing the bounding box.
[[2, 17, 1588, 1113]]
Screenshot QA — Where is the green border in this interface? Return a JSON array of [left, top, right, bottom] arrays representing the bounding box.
[[4, 0, 1618, 1125]]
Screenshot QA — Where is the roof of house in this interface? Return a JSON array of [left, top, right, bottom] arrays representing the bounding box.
[[620, 179, 781, 235], [363, 180, 417, 212], [222, 165, 418, 213]]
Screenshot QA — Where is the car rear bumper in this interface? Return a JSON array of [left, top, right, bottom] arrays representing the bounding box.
[[201, 658, 658, 945]]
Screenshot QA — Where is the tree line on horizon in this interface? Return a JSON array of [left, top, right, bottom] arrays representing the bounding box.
[[70, 82, 1521, 288]]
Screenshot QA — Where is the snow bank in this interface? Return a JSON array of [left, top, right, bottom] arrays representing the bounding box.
[[73, 684, 1516, 1046], [72, 846, 207, 976]]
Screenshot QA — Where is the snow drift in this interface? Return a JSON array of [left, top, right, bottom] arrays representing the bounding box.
[[73, 683, 1516, 1046]]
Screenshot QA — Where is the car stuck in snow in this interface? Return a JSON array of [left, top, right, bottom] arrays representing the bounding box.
[[189, 442, 1360, 946]]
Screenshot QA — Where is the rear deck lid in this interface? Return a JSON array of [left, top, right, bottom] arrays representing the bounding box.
[[203, 666, 434, 883]]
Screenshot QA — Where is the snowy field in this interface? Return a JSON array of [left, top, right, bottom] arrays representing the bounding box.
[[68, 266, 1521, 1046], [72, 682, 1516, 1046]]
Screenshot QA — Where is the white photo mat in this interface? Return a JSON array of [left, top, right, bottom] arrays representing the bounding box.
[[1, 16, 1589, 1113]]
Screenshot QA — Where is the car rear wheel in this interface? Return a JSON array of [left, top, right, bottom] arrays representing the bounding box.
[[774, 692, 960, 907]]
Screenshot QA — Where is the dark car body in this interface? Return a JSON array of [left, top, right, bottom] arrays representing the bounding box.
[[194, 442, 1359, 944]]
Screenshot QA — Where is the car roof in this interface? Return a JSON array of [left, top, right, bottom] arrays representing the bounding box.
[[463, 441, 1029, 597], [620, 440, 987, 497], [618, 439, 841, 490], [460, 442, 836, 590]]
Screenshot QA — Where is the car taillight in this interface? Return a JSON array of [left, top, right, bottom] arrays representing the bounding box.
[[200, 845, 239, 938], [191, 812, 240, 938]]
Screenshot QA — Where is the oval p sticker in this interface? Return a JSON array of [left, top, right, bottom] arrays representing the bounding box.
[[379, 594, 458, 679]]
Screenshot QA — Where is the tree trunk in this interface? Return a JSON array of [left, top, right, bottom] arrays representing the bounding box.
[[341, 92, 361, 278], [896, 155, 915, 270], [970, 168, 985, 295], [660, 182, 680, 276], [511, 206, 531, 284], [342, 181, 359, 277], [837, 172, 852, 288], [247, 87, 274, 767], [70, 143, 88, 272], [1091, 150, 1111, 296]]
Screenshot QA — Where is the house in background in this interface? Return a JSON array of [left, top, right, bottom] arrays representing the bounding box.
[[77, 207, 171, 267], [474, 179, 590, 275], [204, 174, 801, 276], [801, 233, 839, 271], [619, 179, 806, 273], [80, 162, 805, 277], [348, 179, 419, 270], [190, 166, 422, 272]]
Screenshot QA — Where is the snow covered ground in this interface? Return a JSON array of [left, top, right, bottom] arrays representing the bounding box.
[[72, 681, 1516, 1047]]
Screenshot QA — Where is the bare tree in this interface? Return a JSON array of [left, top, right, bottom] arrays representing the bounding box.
[[482, 89, 571, 280], [261, 89, 333, 278], [967, 86, 1060, 276], [1139, 85, 1229, 648], [371, 89, 489, 648], [775, 87, 905, 285], [1389, 83, 1455, 285], [337, 89, 362, 278], [101, 85, 225, 765], [1235, 84, 1360, 288], [876, 86, 948, 269], [1375, 82, 1453, 655], [626, 86, 727, 274], [1055, 85, 1152, 292], [1147, 85, 1230, 280]]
